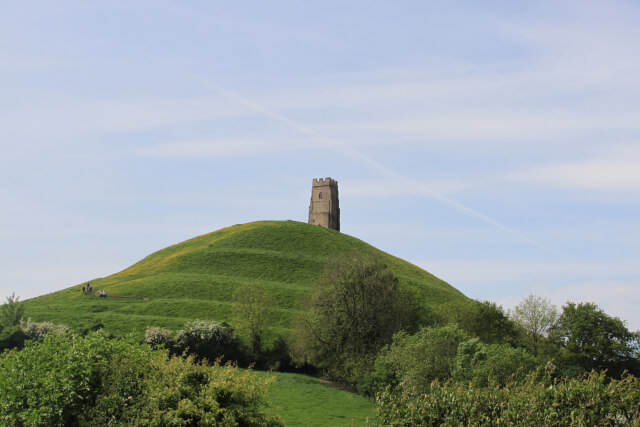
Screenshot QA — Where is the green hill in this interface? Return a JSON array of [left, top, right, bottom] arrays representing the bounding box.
[[23, 220, 466, 337]]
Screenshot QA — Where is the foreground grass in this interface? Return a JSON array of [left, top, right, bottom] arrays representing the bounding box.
[[23, 221, 466, 338], [262, 371, 375, 426]]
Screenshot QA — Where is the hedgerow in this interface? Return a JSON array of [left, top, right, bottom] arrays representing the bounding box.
[[0, 330, 282, 426], [376, 367, 640, 426]]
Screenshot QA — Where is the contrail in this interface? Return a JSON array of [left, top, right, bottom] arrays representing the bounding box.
[[188, 73, 559, 256]]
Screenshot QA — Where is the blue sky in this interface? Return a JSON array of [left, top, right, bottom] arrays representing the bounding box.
[[1, 1, 639, 330]]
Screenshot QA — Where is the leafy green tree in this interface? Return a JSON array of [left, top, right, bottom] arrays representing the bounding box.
[[233, 283, 273, 357], [0, 293, 27, 351], [365, 324, 468, 394], [550, 301, 640, 377], [291, 253, 421, 385], [510, 294, 558, 356], [0, 293, 25, 329], [437, 299, 518, 345], [452, 338, 538, 386]]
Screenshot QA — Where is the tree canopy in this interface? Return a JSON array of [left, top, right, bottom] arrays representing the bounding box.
[[510, 294, 558, 355], [291, 253, 421, 385], [550, 301, 640, 377]]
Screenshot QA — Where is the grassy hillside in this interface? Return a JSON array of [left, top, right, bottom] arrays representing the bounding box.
[[264, 371, 375, 426], [23, 220, 466, 337]]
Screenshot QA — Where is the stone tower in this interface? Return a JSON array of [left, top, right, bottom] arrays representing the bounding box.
[[308, 177, 340, 231]]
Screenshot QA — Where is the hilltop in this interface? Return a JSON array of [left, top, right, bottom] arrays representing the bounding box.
[[22, 220, 466, 337]]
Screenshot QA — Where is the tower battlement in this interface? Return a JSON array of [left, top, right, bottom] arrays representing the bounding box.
[[312, 177, 338, 186], [308, 177, 340, 231]]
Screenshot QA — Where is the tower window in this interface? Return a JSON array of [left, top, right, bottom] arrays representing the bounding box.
[[319, 192, 323, 200]]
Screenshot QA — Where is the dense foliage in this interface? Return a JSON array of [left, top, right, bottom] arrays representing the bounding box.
[[364, 324, 468, 395], [363, 326, 538, 396], [436, 299, 518, 345], [377, 368, 640, 426], [550, 302, 640, 377], [174, 320, 241, 363], [291, 253, 422, 385], [0, 294, 28, 351], [0, 331, 282, 426], [452, 338, 537, 386], [143, 320, 241, 364], [19, 318, 69, 341]]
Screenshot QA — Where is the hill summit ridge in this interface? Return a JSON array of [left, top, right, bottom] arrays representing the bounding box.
[[23, 220, 466, 336]]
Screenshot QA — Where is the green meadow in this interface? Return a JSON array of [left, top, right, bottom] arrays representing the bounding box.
[[263, 371, 375, 426]]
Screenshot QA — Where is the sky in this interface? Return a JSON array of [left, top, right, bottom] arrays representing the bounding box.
[[1, 1, 639, 330]]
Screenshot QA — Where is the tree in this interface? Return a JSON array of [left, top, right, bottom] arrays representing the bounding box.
[[232, 283, 273, 357], [549, 301, 640, 377], [452, 338, 538, 386], [368, 324, 469, 393], [510, 294, 558, 356], [291, 253, 421, 385], [0, 293, 25, 329], [437, 299, 518, 345]]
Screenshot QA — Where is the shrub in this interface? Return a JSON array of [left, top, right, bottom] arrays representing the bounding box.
[[20, 318, 69, 341], [363, 324, 468, 395], [376, 368, 640, 426], [436, 299, 519, 345], [0, 325, 26, 352], [452, 338, 538, 386], [0, 330, 282, 426], [143, 325, 174, 350], [174, 320, 240, 362]]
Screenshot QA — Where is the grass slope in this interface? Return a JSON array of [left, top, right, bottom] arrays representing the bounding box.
[[23, 220, 466, 337], [263, 371, 375, 426]]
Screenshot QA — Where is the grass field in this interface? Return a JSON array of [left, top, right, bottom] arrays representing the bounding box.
[[22, 220, 466, 338], [263, 371, 376, 426]]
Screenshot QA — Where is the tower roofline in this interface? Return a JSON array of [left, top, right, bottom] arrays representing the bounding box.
[[312, 177, 338, 186]]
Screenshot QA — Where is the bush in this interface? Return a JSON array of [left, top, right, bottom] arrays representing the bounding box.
[[0, 326, 26, 352], [376, 368, 640, 426], [20, 318, 69, 341], [362, 324, 468, 395], [452, 338, 538, 386], [436, 299, 519, 345], [143, 325, 174, 350], [174, 320, 240, 363], [0, 330, 282, 426]]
